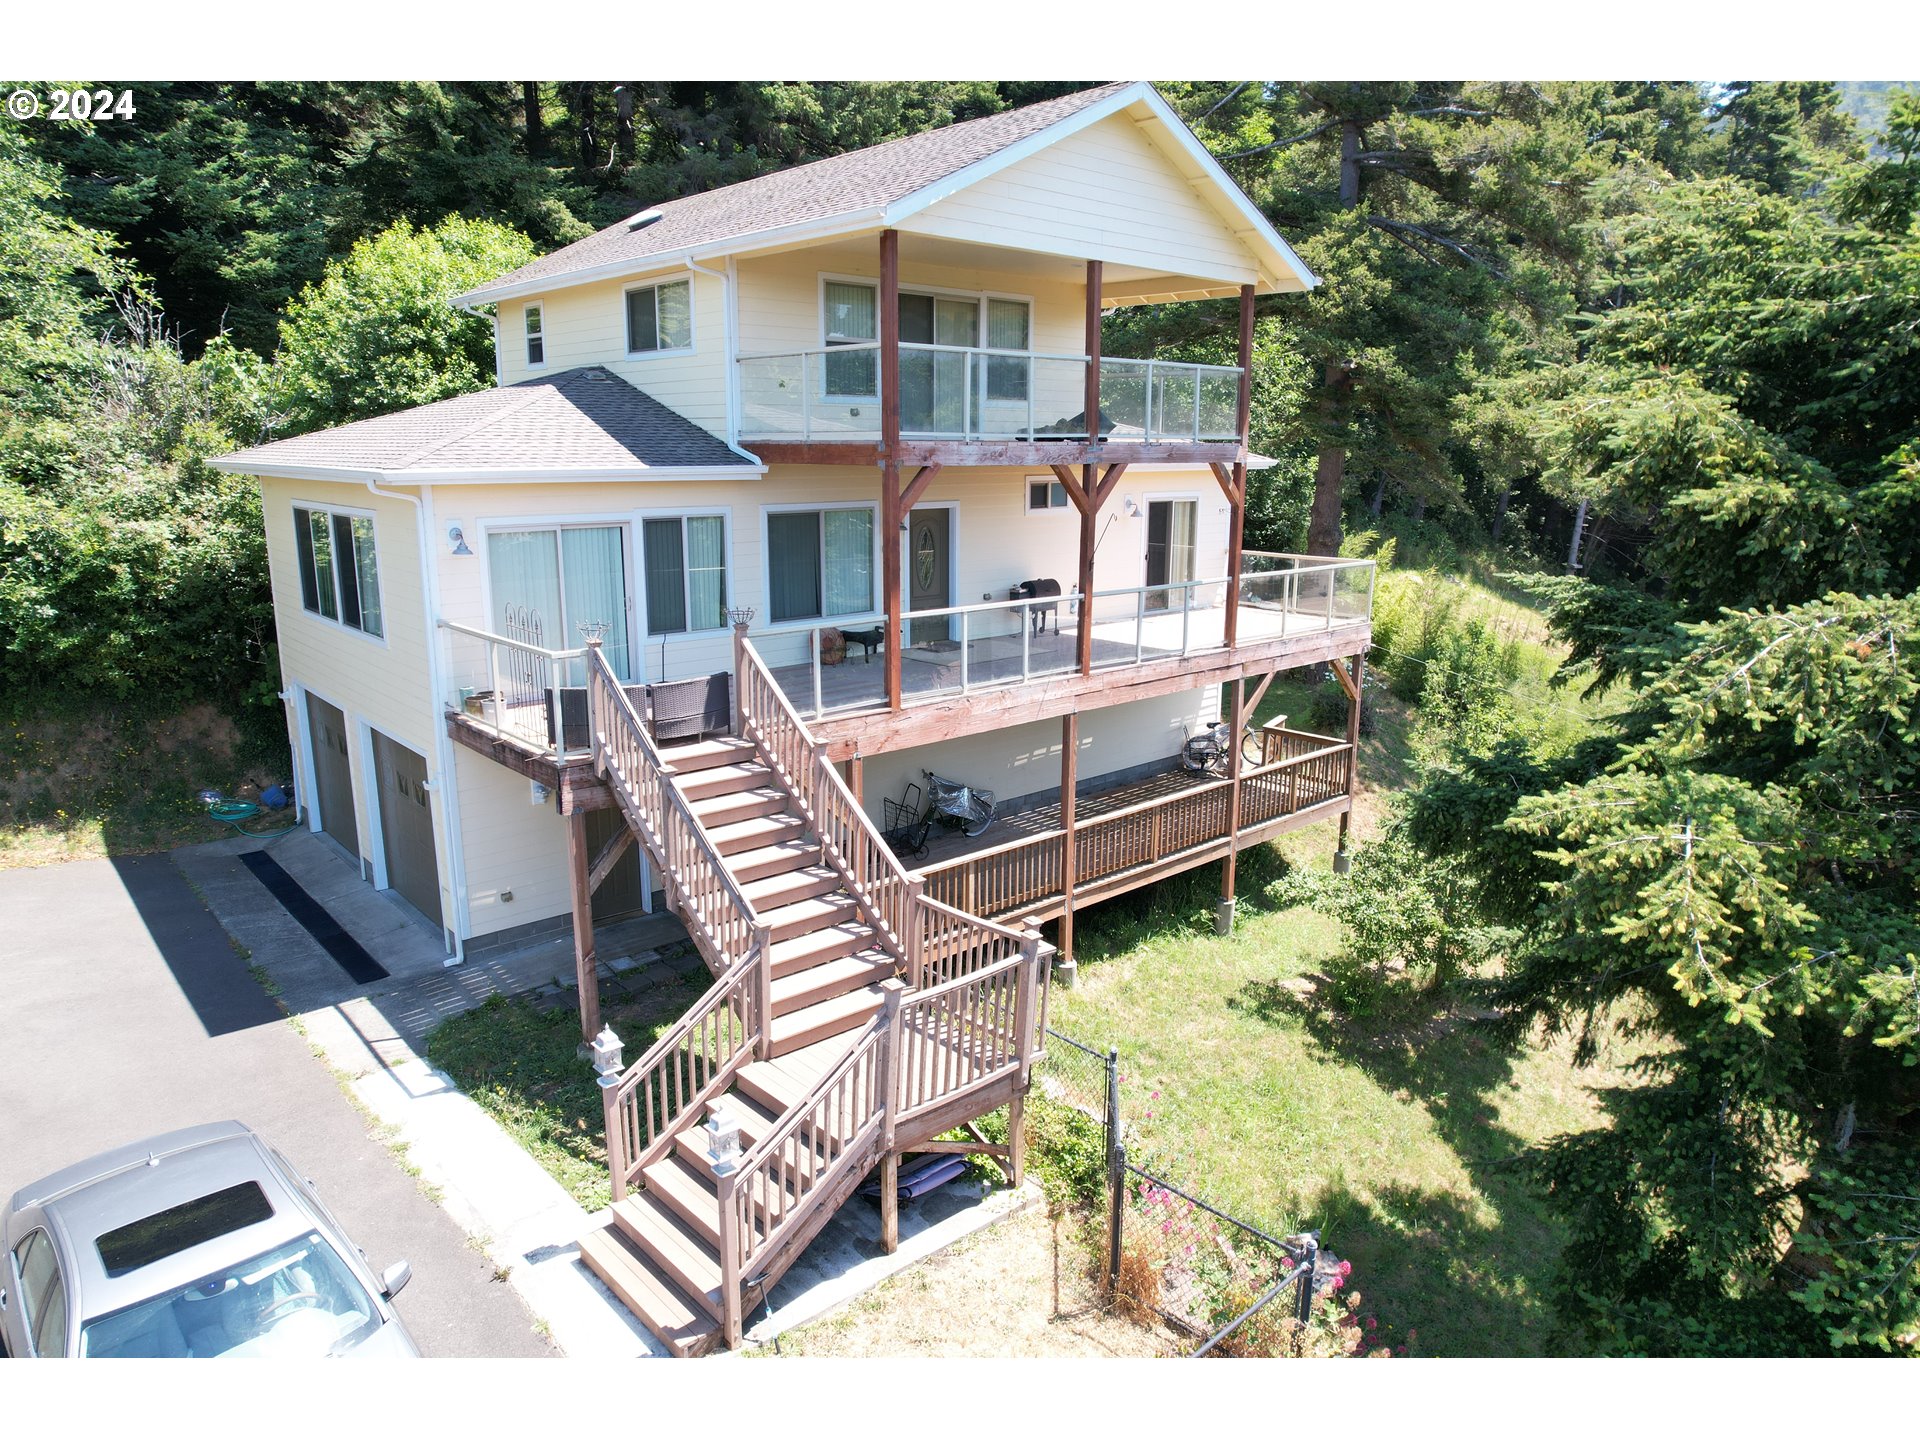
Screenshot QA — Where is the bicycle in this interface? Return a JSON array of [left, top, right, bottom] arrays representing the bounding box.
[[1180, 720, 1265, 779], [923, 769, 996, 838]]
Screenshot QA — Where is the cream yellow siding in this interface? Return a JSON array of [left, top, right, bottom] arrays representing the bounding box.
[[496, 267, 729, 436], [260, 477, 458, 938], [453, 742, 577, 940], [900, 113, 1261, 286]]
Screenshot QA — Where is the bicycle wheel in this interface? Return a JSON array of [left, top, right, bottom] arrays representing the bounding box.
[[961, 804, 994, 838], [1181, 736, 1216, 773], [1242, 726, 1267, 767]]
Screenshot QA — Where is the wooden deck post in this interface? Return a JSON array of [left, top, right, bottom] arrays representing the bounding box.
[[566, 809, 601, 1045], [846, 752, 863, 806], [1337, 653, 1364, 867], [1078, 260, 1104, 675], [1008, 1090, 1027, 1188], [1057, 712, 1079, 984], [880, 228, 904, 711], [731, 618, 749, 737], [1225, 284, 1254, 652], [877, 979, 906, 1253], [1218, 677, 1246, 935]]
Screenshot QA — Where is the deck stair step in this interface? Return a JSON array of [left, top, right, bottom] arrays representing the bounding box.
[[770, 951, 896, 1016], [689, 786, 789, 829], [769, 922, 878, 976], [739, 864, 843, 912], [759, 892, 861, 943], [657, 737, 759, 774], [670, 1093, 844, 1205], [676, 761, 777, 802], [767, 984, 888, 1057], [640, 1154, 753, 1250], [705, 812, 809, 856], [724, 838, 825, 884], [575, 1222, 721, 1358], [612, 1192, 735, 1322]]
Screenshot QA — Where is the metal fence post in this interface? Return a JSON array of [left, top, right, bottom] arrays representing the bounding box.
[[1294, 1230, 1320, 1326], [1105, 1047, 1123, 1292]]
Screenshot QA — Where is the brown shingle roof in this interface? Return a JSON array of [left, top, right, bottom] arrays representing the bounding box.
[[215, 368, 753, 477], [462, 83, 1134, 299]]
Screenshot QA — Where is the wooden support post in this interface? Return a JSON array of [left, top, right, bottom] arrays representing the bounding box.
[[1008, 1089, 1027, 1188], [1076, 477, 1096, 675], [880, 229, 903, 712], [1079, 259, 1103, 677], [847, 752, 864, 806], [1226, 284, 1254, 652], [1084, 259, 1103, 440], [1218, 676, 1245, 935], [877, 978, 906, 1253], [731, 619, 749, 736], [1058, 712, 1079, 978], [1337, 653, 1364, 867], [566, 809, 601, 1044]]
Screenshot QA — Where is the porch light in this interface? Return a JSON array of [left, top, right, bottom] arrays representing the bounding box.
[[590, 1025, 623, 1083], [725, 605, 756, 629], [576, 619, 612, 646], [706, 1106, 743, 1175]]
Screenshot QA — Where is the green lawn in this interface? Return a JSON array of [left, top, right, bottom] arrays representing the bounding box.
[[1045, 831, 1634, 1357]]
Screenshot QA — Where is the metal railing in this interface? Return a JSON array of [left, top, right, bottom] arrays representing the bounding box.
[[748, 558, 1375, 722], [737, 342, 1243, 444], [440, 619, 591, 759]]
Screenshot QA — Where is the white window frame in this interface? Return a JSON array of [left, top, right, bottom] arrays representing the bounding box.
[[523, 303, 545, 368], [1141, 490, 1205, 607], [635, 507, 733, 639], [759, 500, 883, 631], [292, 500, 386, 645], [478, 513, 641, 668], [1023, 474, 1073, 514], [623, 276, 696, 359], [815, 272, 1035, 405]]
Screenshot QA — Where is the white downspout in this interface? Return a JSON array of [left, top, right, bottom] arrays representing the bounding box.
[[358, 471, 470, 965]]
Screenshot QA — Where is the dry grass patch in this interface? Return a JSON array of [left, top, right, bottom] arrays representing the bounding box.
[[754, 1203, 1173, 1359]]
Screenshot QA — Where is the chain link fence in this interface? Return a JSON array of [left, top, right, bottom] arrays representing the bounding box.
[[1030, 1027, 1338, 1357]]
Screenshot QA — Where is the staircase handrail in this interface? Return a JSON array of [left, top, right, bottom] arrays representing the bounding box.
[[605, 941, 767, 1198], [589, 646, 764, 971], [737, 637, 917, 957]]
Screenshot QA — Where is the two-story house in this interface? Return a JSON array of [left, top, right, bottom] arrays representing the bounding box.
[[213, 81, 1373, 1354]]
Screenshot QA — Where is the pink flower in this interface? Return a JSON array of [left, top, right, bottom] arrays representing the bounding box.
[[1395, 1345, 1408, 1356], [1330, 1275, 1345, 1291], [1364, 1316, 1377, 1330], [1151, 1090, 1161, 1100], [1144, 1111, 1153, 1119], [1336, 1260, 1353, 1277]]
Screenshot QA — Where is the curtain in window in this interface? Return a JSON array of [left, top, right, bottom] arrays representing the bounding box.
[[642, 519, 687, 636], [1168, 501, 1197, 609], [488, 529, 562, 648], [331, 513, 362, 630], [768, 511, 822, 622], [308, 511, 338, 620], [657, 281, 692, 349], [822, 508, 873, 616], [351, 517, 382, 637], [685, 516, 726, 631], [985, 298, 1031, 402], [823, 281, 878, 396], [562, 526, 631, 679], [627, 290, 658, 352]]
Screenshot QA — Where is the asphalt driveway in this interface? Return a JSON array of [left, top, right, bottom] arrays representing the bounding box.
[[0, 855, 554, 1358]]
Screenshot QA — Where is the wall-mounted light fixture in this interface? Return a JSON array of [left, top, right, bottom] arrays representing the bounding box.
[[1123, 495, 1140, 518], [447, 523, 473, 556]]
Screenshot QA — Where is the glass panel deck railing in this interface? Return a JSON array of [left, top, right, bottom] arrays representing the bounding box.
[[755, 557, 1374, 721], [737, 345, 1243, 444], [440, 619, 592, 759]]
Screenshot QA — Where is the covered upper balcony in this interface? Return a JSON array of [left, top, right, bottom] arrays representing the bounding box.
[[733, 223, 1265, 470]]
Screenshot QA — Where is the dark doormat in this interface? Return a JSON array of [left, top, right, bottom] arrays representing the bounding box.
[[237, 849, 390, 985]]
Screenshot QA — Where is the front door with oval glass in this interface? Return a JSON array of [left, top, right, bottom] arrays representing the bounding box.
[[906, 507, 951, 646]]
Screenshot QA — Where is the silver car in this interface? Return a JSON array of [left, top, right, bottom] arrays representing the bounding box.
[[1, 1121, 418, 1358]]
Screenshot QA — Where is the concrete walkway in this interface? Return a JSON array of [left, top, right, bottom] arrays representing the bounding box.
[[177, 828, 1037, 1357], [0, 856, 554, 1358]]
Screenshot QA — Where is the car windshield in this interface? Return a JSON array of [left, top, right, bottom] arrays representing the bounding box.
[[79, 1231, 381, 1358]]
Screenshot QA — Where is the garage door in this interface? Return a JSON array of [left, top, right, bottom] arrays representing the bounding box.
[[371, 733, 442, 928], [304, 694, 359, 860]]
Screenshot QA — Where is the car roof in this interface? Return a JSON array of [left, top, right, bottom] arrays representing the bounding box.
[[11, 1122, 323, 1319]]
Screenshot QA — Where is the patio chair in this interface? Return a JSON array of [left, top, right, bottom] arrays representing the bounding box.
[[883, 781, 932, 859]]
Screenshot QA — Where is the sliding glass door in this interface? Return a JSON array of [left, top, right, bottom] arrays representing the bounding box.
[[1144, 500, 1197, 612], [487, 524, 633, 681]]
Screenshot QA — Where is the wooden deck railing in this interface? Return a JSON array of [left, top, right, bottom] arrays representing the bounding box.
[[737, 637, 914, 957], [717, 1000, 894, 1346], [589, 646, 767, 982], [605, 945, 766, 1201], [919, 731, 1356, 922], [896, 950, 1036, 1117]]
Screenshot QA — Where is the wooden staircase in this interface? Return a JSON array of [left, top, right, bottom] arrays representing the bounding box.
[[574, 643, 1049, 1356]]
